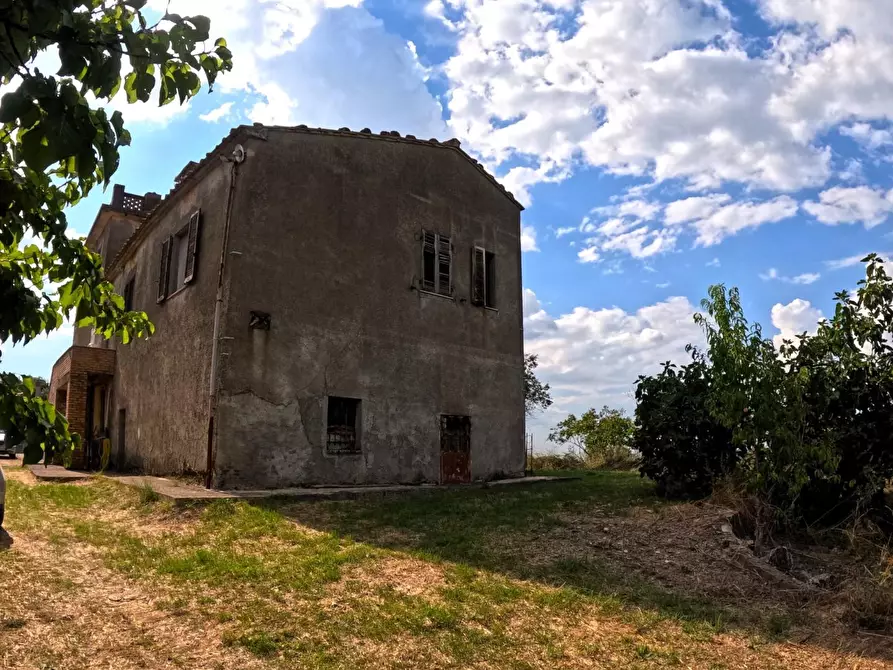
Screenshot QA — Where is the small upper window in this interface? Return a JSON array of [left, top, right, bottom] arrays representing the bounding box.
[[421, 230, 452, 296], [157, 210, 201, 303], [168, 225, 190, 294], [471, 247, 496, 308], [123, 276, 136, 311], [326, 397, 361, 454]]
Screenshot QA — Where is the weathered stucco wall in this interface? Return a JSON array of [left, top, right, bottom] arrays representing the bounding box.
[[104, 160, 232, 474], [74, 212, 140, 348], [214, 130, 525, 488]]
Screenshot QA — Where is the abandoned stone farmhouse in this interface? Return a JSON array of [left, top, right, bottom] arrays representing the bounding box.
[[47, 124, 526, 489]]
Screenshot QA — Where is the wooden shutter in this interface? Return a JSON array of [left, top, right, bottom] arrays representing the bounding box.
[[471, 247, 486, 306], [183, 210, 201, 284], [437, 234, 452, 295], [422, 231, 436, 292], [157, 236, 172, 303]]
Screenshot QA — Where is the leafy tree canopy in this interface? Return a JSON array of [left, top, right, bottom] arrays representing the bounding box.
[[549, 405, 636, 468], [0, 0, 231, 465], [524, 353, 552, 416]]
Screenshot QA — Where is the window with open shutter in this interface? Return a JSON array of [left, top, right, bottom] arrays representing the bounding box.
[[157, 236, 172, 303], [183, 210, 201, 284], [471, 247, 497, 308], [471, 247, 486, 306], [437, 234, 452, 296], [421, 230, 453, 297], [484, 250, 496, 308], [422, 231, 436, 292]]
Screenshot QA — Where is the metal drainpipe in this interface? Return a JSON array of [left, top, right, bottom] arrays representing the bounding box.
[[205, 147, 244, 489]]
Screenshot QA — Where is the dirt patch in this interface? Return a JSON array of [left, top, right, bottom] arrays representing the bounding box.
[[0, 532, 266, 670], [524, 500, 893, 661], [1, 460, 35, 486], [340, 555, 447, 599]]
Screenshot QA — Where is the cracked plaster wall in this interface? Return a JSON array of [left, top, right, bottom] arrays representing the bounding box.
[[213, 131, 525, 489]]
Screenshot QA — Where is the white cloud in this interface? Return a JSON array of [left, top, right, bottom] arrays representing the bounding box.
[[157, 0, 445, 138], [441, 0, 843, 196], [521, 224, 539, 252], [555, 226, 576, 238], [524, 289, 704, 415], [838, 158, 865, 183], [433, 0, 893, 206], [664, 194, 732, 226], [199, 102, 234, 123], [760, 268, 820, 284], [706, 257, 721, 267], [759, 0, 893, 41], [841, 123, 893, 150], [597, 226, 678, 259], [770, 298, 823, 349], [656, 281, 671, 288], [501, 162, 570, 206], [577, 246, 600, 263], [824, 252, 877, 271], [595, 200, 663, 221], [791, 272, 820, 284], [803, 186, 893, 227], [689, 196, 800, 246]]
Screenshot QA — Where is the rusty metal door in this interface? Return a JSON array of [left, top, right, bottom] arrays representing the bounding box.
[[440, 415, 471, 484]]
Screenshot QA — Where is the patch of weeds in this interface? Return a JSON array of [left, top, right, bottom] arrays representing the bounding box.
[[629, 608, 663, 633], [528, 585, 587, 611], [635, 643, 655, 659], [158, 548, 267, 583], [765, 612, 792, 639], [225, 630, 285, 657], [681, 614, 726, 641], [139, 482, 161, 505], [48, 575, 77, 592]]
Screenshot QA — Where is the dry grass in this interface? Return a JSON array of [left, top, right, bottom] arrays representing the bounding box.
[[1, 461, 891, 669]]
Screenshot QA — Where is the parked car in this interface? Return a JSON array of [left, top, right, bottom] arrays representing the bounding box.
[[0, 431, 22, 459]]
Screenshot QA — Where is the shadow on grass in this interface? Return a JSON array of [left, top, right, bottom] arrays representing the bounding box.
[[265, 473, 725, 621], [261, 470, 891, 663]]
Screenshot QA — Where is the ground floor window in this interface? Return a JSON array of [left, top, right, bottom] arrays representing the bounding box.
[[326, 397, 361, 454]]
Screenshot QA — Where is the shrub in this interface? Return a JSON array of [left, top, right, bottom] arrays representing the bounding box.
[[636, 254, 893, 524], [528, 452, 585, 471], [634, 355, 737, 499]]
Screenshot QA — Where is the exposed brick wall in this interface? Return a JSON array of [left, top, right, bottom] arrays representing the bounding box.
[[48, 346, 117, 468]]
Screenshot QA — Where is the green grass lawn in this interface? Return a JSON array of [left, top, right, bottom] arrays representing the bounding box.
[[0, 469, 885, 669]]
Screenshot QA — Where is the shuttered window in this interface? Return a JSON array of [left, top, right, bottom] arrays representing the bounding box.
[[157, 209, 201, 303], [421, 230, 453, 296], [471, 247, 496, 308], [157, 237, 171, 303], [183, 210, 201, 283]]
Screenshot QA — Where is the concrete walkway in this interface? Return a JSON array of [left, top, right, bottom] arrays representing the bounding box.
[[28, 464, 93, 482], [28, 465, 576, 504]]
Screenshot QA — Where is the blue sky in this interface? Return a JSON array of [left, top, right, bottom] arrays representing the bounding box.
[[4, 0, 893, 447]]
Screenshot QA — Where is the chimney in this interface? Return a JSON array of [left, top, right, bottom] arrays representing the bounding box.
[[112, 184, 126, 208], [143, 192, 162, 212]]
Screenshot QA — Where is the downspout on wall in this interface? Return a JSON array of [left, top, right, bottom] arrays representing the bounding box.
[[205, 144, 246, 488]]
